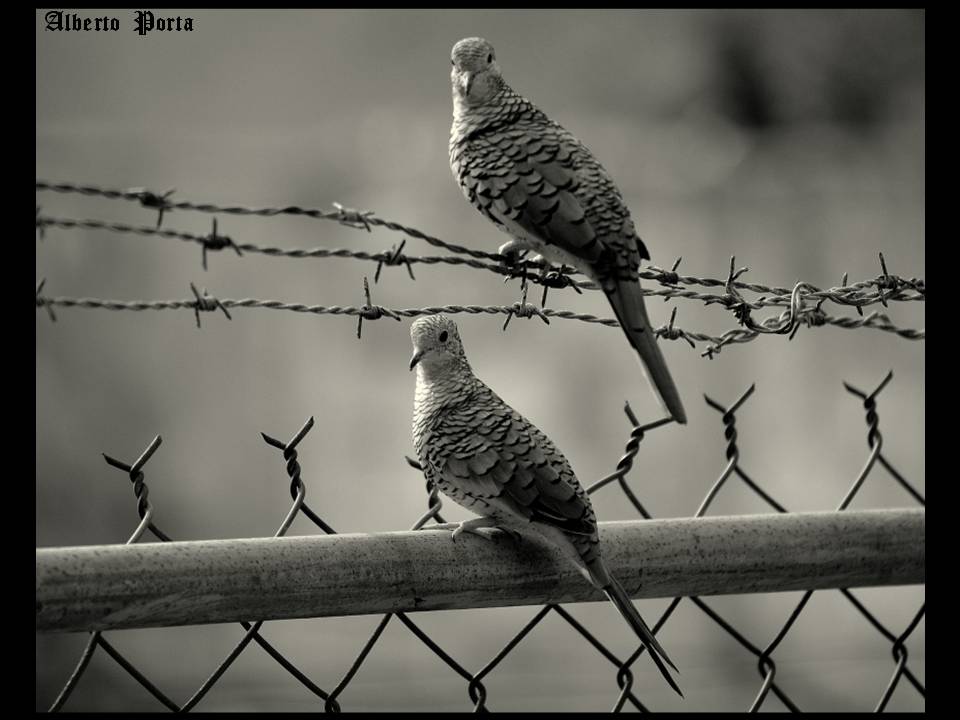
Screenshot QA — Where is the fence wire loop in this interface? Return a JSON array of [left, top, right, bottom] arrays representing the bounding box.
[[42, 375, 924, 712], [102, 435, 163, 522], [262, 417, 316, 521], [843, 370, 894, 452]]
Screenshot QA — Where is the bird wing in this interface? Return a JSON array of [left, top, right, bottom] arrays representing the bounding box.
[[459, 125, 650, 265], [432, 407, 596, 536], [461, 129, 608, 265]]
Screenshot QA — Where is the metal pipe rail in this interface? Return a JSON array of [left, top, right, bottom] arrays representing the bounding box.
[[37, 508, 924, 633]]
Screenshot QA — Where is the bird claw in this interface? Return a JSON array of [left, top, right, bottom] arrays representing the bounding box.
[[450, 519, 519, 544], [497, 241, 528, 270], [498, 528, 523, 545]]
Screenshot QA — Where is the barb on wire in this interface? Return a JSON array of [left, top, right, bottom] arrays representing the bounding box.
[[374, 238, 416, 283], [332, 201, 374, 232], [502, 273, 549, 331], [840, 272, 863, 316], [656, 307, 696, 348], [538, 263, 583, 308], [659, 256, 683, 291], [357, 276, 401, 339], [37, 278, 56, 322], [189, 282, 232, 328], [125, 187, 177, 228], [200, 217, 243, 270]]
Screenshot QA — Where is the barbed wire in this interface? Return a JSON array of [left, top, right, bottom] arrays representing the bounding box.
[[35, 180, 924, 303], [34, 208, 925, 312], [41, 373, 924, 712], [35, 278, 925, 359], [36, 180, 502, 261], [36, 180, 924, 357]]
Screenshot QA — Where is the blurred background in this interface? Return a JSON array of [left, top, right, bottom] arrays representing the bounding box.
[[36, 9, 924, 712]]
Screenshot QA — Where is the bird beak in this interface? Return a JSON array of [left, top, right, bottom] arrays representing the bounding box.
[[460, 71, 474, 97], [409, 348, 425, 371]]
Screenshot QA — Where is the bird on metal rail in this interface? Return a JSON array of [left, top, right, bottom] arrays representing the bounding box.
[[448, 37, 686, 425], [409, 314, 682, 696]]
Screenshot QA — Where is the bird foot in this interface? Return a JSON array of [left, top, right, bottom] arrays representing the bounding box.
[[450, 518, 521, 544], [497, 240, 529, 270]]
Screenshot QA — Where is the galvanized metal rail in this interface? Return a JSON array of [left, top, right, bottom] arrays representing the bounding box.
[[36, 508, 924, 633]]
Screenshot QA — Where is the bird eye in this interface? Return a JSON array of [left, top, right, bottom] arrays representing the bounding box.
[[439, 330, 449, 343], [451, 59, 455, 66], [486, 53, 493, 63]]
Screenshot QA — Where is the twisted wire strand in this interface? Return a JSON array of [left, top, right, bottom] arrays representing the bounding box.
[[36, 212, 926, 311], [36, 182, 925, 301], [34, 292, 926, 357]]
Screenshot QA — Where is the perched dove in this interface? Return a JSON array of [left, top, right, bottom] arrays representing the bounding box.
[[448, 37, 686, 424], [410, 314, 681, 696]]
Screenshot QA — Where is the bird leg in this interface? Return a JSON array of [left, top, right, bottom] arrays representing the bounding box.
[[451, 517, 522, 544]]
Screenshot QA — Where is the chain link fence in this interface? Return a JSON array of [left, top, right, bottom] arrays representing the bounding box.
[[36, 181, 924, 711]]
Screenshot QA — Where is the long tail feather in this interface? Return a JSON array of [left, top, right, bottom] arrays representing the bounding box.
[[603, 574, 683, 697], [603, 279, 687, 424]]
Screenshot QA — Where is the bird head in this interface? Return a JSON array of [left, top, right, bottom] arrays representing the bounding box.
[[409, 315, 468, 373], [450, 37, 501, 104]]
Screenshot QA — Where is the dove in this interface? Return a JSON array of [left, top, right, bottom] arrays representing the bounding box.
[[409, 314, 681, 696], [448, 37, 686, 424]]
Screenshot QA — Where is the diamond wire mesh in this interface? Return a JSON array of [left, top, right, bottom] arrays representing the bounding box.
[[37, 180, 923, 711], [43, 372, 924, 713]]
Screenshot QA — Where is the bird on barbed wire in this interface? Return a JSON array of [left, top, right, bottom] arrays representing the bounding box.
[[409, 314, 682, 696], [448, 37, 687, 425]]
